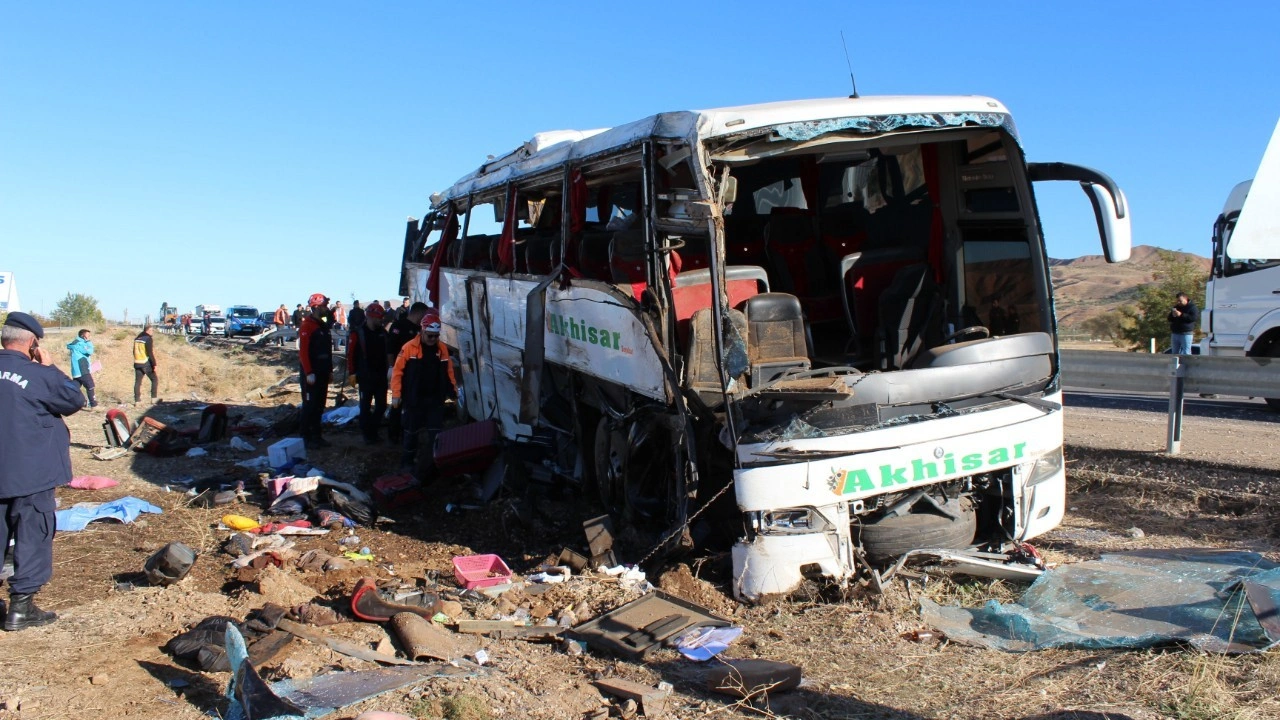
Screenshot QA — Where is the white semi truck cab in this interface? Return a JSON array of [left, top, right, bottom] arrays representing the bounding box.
[[1201, 119, 1280, 409]]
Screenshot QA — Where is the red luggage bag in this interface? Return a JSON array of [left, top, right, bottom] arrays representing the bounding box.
[[432, 419, 501, 477]]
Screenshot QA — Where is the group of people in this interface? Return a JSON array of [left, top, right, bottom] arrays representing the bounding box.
[[61, 324, 161, 410], [295, 294, 455, 475], [280, 297, 413, 333]]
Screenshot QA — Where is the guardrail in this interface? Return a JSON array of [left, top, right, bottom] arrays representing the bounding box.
[[1060, 350, 1280, 453]]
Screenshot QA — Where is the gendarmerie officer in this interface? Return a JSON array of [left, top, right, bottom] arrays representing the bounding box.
[[0, 312, 85, 630]]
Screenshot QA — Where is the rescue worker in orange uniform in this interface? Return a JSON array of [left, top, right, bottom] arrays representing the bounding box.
[[390, 312, 456, 474], [298, 293, 333, 449]]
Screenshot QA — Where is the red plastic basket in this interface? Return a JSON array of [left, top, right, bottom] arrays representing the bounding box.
[[452, 553, 512, 589]]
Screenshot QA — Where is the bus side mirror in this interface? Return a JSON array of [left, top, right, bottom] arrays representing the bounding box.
[[721, 176, 738, 205], [1084, 184, 1131, 263], [1028, 162, 1131, 263]]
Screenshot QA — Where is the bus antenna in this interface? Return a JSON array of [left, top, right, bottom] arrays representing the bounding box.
[[840, 31, 859, 98]]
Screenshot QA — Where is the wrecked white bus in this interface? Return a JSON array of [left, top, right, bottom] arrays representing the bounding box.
[[399, 96, 1131, 601]]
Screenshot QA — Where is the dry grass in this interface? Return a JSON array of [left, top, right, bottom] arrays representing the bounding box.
[[44, 327, 289, 404]]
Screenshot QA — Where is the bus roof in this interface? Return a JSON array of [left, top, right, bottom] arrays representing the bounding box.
[[433, 95, 1013, 206]]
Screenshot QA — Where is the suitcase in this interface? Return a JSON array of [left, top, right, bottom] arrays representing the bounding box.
[[432, 419, 501, 477], [372, 473, 425, 509]]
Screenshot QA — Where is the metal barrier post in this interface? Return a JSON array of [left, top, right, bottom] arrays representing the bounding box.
[[1166, 356, 1185, 454]]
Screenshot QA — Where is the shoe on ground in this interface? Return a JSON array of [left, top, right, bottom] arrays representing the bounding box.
[[5, 593, 56, 631]]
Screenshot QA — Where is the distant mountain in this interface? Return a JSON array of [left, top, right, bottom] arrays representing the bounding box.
[[1050, 245, 1210, 328]]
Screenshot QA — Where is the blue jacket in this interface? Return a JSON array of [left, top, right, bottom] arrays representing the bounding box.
[[67, 336, 95, 379], [0, 350, 85, 498]]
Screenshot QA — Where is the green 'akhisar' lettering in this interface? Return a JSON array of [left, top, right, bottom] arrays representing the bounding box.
[[834, 442, 1027, 495]]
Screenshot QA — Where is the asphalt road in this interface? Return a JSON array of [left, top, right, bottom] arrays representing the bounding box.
[[1063, 387, 1278, 422]]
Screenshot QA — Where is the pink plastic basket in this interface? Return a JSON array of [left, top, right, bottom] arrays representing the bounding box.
[[452, 554, 512, 589]]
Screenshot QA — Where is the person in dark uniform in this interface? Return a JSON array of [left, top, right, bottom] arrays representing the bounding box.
[[298, 293, 333, 449], [0, 312, 85, 630], [346, 302, 389, 444], [291, 304, 304, 329], [385, 301, 427, 442], [390, 312, 457, 474]]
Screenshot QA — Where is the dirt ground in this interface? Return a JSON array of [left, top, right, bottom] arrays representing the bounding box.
[[0, 332, 1276, 720]]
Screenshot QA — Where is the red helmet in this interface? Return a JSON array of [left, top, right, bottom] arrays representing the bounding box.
[[420, 313, 441, 333], [308, 293, 328, 308], [364, 303, 386, 321]]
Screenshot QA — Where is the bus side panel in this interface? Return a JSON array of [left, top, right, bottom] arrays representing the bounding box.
[[487, 337, 535, 439], [479, 277, 537, 439], [466, 277, 499, 422], [484, 277, 540, 348], [453, 329, 484, 423], [542, 285, 666, 401]]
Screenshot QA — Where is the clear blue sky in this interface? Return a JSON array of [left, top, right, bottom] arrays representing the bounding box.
[[3, 2, 1278, 321]]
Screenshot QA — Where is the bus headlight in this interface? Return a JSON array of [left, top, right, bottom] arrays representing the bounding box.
[[759, 508, 829, 534], [1026, 447, 1064, 486]]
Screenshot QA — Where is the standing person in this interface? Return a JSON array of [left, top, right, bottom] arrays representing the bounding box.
[[201, 312, 211, 335], [1168, 292, 1199, 354], [181, 314, 192, 335], [390, 312, 457, 475], [291, 304, 304, 329], [332, 301, 347, 331], [0, 312, 85, 630], [347, 303, 389, 444], [385, 302, 427, 442], [298, 293, 333, 449], [132, 324, 159, 404], [396, 297, 411, 321], [383, 299, 394, 317], [66, 329, 98, 408], [273, 304, 288, 331], [348, 300, 365, 330]]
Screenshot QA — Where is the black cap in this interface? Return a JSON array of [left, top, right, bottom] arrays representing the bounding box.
[[3, 311, 44, 339]]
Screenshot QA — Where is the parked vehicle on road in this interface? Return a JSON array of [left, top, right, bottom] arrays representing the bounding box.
[[225, 305, 264, 337], [401, 95, 1131, 601], [194, 304, 225, 335], [1200, 119, 1280, 409]]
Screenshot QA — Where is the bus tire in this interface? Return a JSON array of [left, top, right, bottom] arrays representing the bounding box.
[[1264, 343, 1280, 412], [856, 498, 977, 565]]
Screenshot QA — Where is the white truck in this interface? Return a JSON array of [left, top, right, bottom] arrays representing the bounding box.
[[403, 95, 1130, 600], [194, 304, 226, 335], [1200, 119, 1280, 409]]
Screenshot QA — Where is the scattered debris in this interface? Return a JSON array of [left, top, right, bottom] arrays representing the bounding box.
[[593, 678, 672, 717], [583, 515, 618, 569], [570, 590, 731, 660], [54, 496, 162, 532], [674, 625, 743, 661], [67, 475, 118, 490], [1126, 526, 1146, 538], [921, 548, 1280, 653], [390, 611, 475, 662], [706, 658, 802, 699], [453, 554, 512, 590], [144, 542, 197, 586], [276, 618, 419, 666], [350, 578, 441, 622]]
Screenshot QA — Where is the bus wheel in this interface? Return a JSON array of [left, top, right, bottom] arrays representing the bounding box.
[[1265, 343, 1280, 411], [855, 497, 977, 566], [593, 414, 675, 524]]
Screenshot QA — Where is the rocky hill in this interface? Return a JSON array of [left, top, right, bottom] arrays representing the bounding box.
[[1050, 244, 1210, 329]]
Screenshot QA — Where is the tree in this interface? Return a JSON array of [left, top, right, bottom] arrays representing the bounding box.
[[1118, 250, 1208, 351], [50, 292, 105, 327], [1080, 310, 1131, 345]]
